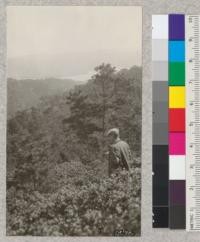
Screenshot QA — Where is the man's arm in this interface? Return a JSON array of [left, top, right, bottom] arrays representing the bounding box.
[[109, 145, 120, 165], [120, 143, 133, 171]]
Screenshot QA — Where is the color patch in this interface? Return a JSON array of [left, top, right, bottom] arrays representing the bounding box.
[[152, 15, 168, 39], [169, 41, 185, 62], [153, 123, 168, 144], [169, 206, 186, 229], [152, 82, 168, 102], [169, 133, 185, 155], [169, 14, 185, 40], [169, 86, 185, 108], [169, 132, 185, 155], [169, 155, 185, 180], [169, 62, 185, 86], [152, 39, 168, 61], [153, 145, 169, 205], [170, 180, 186, 205], [153, 102, 168, 123], [152, 61, 168, 81], [153, 207, 169, 228], [169, 108, 185, 132]]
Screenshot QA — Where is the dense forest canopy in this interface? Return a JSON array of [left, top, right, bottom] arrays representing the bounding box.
[[7, 63, 142, 236]]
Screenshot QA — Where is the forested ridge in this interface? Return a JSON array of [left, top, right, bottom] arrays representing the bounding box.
[[7, 64, 142, 236], [7, 77, 81, 118]]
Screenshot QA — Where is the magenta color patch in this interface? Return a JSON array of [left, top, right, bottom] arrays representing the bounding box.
[[169, 132, 185, 155]]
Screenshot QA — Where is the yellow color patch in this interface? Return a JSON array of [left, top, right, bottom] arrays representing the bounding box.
[[169, 86, 185, 108]]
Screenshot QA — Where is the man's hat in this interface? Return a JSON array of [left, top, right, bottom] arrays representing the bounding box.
[[106, 128, 119, 136]]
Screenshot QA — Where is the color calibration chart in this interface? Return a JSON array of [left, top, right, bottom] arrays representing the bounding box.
[[152, 14, 200, 231]]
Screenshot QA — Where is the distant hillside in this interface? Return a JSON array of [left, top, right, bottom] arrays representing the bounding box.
[[7, 78, 82, 118]]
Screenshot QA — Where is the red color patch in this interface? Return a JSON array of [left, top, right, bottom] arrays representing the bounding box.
[[169, 108, 185, 132]]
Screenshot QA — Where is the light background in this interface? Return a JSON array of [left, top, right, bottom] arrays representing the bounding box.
[[1, 0, 200, 242], [7, 6, 142, 79]]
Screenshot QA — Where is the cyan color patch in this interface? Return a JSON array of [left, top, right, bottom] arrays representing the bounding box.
[[169, 41, 185, 62]]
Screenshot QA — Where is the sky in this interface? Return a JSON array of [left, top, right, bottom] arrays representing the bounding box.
[[7, 6, 142, 80]]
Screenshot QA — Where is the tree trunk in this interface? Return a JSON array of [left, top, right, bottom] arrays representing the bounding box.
[[102, 78, 106, 149]]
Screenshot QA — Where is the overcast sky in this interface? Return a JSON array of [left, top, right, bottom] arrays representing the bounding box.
[[7, 6, 142, 80]]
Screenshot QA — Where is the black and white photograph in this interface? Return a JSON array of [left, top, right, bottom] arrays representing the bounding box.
[[6, 6, 142, 236]]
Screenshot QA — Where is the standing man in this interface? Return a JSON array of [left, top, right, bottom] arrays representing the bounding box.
[[106, 128, 133, 176]]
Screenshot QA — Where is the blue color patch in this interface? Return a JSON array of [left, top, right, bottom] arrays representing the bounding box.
[[169, 41, 185, 62]]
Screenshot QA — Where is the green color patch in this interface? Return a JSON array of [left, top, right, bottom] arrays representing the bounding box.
[[169, 62, 185, 86]]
